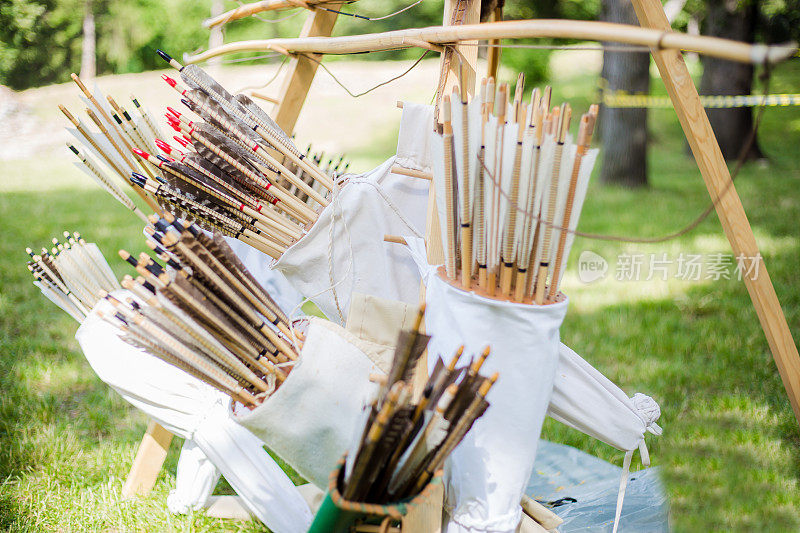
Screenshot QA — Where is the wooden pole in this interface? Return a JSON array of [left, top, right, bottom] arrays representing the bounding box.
[[185, 20, 796, 65], [630, 0, 800, 424], [121, 421, 173, 498], [486, 6, 503, 80], [271, 7, 339, 134]]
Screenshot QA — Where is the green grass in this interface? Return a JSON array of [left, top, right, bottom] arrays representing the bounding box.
[[1, 58, 799, 531]]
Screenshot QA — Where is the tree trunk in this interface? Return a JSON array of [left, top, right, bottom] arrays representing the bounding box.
[[700, 0, 763, 161], [79, 0, 95, 80], [599, 0, 650, 187]]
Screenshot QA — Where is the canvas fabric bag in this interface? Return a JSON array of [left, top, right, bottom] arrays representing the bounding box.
[[549, 344, 662, 455], [168, 439, 220, 514], [402, 236, 662, 456], [273, 103, 433, 324], [345, 291, 419, 366], [234, 317, 385, 488], [75, 293, 313, 533], [403, 237, 662, 532], [403, 244, 567, 532]]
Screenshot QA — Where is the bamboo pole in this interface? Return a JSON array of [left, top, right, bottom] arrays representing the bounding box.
[[185, 19, 796, 65]]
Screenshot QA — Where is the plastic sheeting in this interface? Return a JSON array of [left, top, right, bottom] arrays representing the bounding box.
[[526, 441, 669, 532]]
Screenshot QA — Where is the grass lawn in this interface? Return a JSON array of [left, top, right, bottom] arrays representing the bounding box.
[[1, 56, 799, 531]]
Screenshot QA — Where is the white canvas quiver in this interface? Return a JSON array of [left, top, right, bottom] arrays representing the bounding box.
[[403, 237, 661, 532], [233, 316, 388, 488], [423, 269, 568, 532], [272, 103, 433, 324], [75, 292, 314, 533]]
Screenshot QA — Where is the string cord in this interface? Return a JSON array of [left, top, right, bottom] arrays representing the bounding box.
[[285, 178, 355, 326], [285, 169, 424, 327], [219, 52, 284, 65], [319, 0, 424, 21], [473, 67, 772, 244], [236, 55, 290, 92], [300, 50, 430, 98]]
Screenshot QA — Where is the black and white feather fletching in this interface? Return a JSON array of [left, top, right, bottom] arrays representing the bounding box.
[[233, 93, 295, 148], [193, 123, 269, 182], [185, 89, 264, 147], [179, 64, 266, 134]]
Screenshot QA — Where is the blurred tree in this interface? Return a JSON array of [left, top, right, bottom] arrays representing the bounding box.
[[0, 0, 83, 89], [598, 0, 649, 187], [0, 0, 217, 89], [79, 0, 95, 79], [699, 0, 763, 161], [497, 0, 599, 89]]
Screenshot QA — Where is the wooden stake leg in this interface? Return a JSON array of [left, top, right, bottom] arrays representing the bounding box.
[[631, 0, 800, 425], [121, 420, 173, 498], [271, 9, 338, 134]]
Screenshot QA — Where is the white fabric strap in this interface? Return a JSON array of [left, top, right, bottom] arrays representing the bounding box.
[[612, 449, 635, 533]]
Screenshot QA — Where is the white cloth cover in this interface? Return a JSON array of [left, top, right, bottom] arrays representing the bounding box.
[[273, 103, 433, 324], [548, 344, 662, 455], [234, 317, 382, 488], [75, 294, 313, 533], [408, 248, 568, 533], [402, 236, 661, 456], [405, 237, 661, 532], [168, 439, 220, 513]]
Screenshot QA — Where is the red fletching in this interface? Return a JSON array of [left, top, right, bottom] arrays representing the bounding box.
[[132, 148, 151, 160], [173, 135, 189, 148], [161, 75, 177, 88], [167, 106, 181, 119], [155, 139, 181, 157]]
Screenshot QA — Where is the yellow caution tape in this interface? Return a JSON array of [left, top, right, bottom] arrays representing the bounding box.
[[601, 90, 800, 109]]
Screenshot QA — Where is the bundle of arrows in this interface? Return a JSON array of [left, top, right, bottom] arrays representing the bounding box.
[[341, 305, 497, 504], [99, 214, 300, 408], [432, 68, 600, 304], [61, 51, 344, 262], [26, 232, 121, 323]]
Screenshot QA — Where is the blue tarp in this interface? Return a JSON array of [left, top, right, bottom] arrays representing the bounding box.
[[526, 441, 669, 532]]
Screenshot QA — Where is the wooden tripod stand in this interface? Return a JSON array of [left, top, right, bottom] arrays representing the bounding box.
[[121, 0, 800, 526]]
